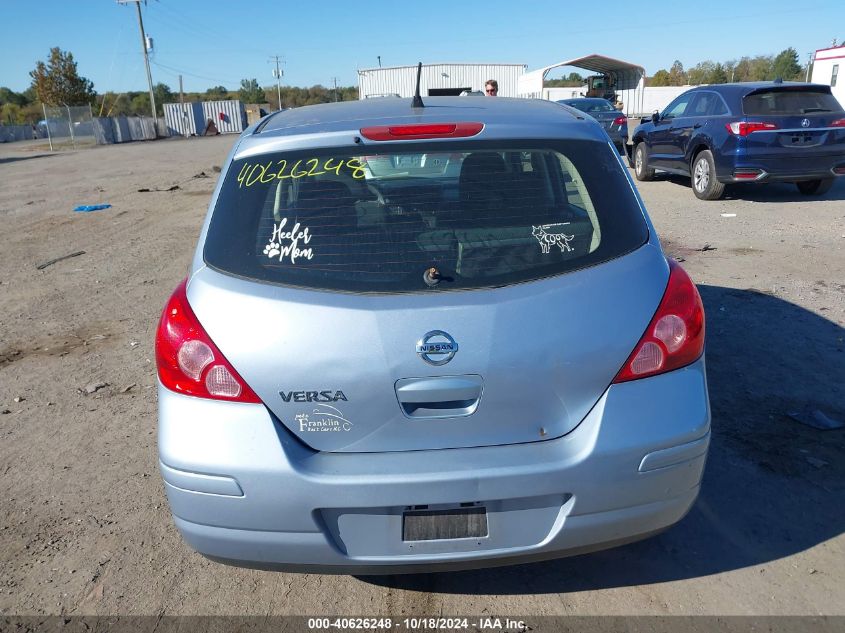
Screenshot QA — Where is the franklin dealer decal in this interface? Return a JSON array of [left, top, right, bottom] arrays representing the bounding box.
[[294, 405, 352, 433]]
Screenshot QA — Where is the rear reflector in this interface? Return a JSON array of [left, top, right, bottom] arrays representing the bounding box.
[[613, 259, 705, 383], [733, 169, 763, 180], [360, 122, 484, 141], [155, 279, 261, 403], [726, 121, 779, 136]]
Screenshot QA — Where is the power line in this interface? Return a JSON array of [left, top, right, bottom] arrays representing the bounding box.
[[151, 60, 238, 87], [152, 1, 268, 56]]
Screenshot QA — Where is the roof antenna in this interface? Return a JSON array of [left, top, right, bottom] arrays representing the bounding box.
[[412, 62, 425, 108]]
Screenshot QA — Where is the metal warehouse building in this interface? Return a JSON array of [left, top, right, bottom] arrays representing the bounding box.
[[357, 63, 527, 98]]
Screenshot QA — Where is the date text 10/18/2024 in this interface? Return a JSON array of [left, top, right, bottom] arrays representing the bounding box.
[[307, 617, 528, 631]]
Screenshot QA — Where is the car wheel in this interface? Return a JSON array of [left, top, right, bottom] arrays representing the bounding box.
[[796, 179, 834, 195], [634, 143, 654, 181], [691, 150, 725, 200]]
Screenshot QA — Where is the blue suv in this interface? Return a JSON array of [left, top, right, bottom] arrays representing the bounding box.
[[631, 82, 845, 200]]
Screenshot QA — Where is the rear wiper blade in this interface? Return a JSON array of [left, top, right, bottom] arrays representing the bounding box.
[[801, 108, 831, 113]]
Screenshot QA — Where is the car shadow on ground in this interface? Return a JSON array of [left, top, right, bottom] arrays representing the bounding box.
[[0, 153, 55, 165], [361, 285, 845, 594], [642, 170, 845, 202]]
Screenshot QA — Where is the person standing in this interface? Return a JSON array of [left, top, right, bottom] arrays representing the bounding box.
[[484, 79, 498, 96]]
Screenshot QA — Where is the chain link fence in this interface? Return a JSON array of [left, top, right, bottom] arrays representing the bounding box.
[[42, 104, 96, 150]]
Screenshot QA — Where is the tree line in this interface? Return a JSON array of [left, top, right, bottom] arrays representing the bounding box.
[[0, 46, 815, 126], [543, 48, 807, 89], [1, 47, 359, 126], [648, 48, 805, 86]]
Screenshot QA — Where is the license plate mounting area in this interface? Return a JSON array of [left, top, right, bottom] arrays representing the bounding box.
[[402, 504, 488, 541]]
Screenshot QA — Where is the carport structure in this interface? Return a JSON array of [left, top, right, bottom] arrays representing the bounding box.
[[518, 53, 646, 119]]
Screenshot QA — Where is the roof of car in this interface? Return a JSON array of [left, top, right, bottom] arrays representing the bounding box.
[[233, 97, 610, 158], [687, 81, 828, 95], [257, 97, 582, 133]]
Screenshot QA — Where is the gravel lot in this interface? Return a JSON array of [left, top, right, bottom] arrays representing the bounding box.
[[0, 135, 843, 618]]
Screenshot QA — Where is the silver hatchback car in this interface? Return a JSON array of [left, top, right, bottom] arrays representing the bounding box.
[[156, 97, 710, 574]]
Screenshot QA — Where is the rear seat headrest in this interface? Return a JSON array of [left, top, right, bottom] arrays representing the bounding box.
[[296, 180, 355, 211]]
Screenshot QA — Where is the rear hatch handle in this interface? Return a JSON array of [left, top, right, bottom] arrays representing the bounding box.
[[395, 375, 484, 419]]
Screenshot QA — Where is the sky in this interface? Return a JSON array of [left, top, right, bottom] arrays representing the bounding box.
[[1, 0, 843, 95]]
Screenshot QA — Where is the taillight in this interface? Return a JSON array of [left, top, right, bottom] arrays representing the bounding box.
[[613, 115, 627, 126], [155, 279, 261, 403], [831, 118, 845, 127], [613, 259, 705, 383], [726, 121, 779, 136], [360, 122, 483, 141]]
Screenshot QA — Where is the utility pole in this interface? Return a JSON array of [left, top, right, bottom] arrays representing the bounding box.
[[805, 52, 813, 82], [117, 1, 156, 120], [332, 77, 338, 102], [269, 55, 284, 111], [377, 55, 382, 68], [179, 74, 188, 137]]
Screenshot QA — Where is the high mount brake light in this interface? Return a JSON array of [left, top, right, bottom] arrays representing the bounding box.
[[360, 122, 484, 141], [155, 279, 261, 403], [613, 259, 705, 383], [726, 121, 779, 136]]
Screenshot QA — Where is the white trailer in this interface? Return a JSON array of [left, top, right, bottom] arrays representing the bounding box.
[[811, 44, 844, 108]]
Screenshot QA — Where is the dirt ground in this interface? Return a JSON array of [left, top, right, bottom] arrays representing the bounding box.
[[0, 135, 843, 618]]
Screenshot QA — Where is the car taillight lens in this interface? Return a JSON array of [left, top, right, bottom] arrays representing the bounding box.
[[360, 122, 484, 140], [831, 118, 845, 127], [613, 115, 627, 126], [613, 259, 705, 383], [155, 279, 261, 403], [726, 121, 779, 136]]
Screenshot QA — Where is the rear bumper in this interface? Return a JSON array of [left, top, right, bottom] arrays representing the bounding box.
[[717, 153, 845, 183], [158, 358, 710, 574]]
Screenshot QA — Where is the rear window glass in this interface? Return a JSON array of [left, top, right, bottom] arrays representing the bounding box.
[[743, 89, 843, 115], [203, 140, 648, 294], [566, 100, 616, 113]]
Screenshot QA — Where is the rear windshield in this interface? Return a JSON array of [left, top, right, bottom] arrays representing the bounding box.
[[743, 89, 843, 115], [565, 100, 616, 113], [203, 140, 648, 294]]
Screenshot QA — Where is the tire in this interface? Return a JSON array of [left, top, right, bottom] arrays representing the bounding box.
[[691, 150, 725, 200], [796, 178, 834, 196], [634, 143, 654, 181]]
